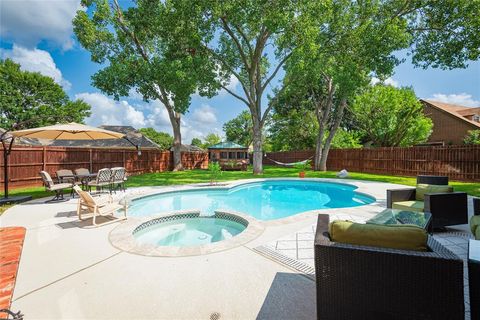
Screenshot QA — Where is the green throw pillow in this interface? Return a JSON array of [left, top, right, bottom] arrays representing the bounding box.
[[415, 183, 453, 201], [470, 216, 480, 240], [329, 220, 428, 251]]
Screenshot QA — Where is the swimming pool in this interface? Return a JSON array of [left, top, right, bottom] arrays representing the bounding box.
[[128, 180, 375, 221]]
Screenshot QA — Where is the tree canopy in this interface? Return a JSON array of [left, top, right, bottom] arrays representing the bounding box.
[[0, 59, 91, 131], [464, 130, 480, 145], [73, 0, 219, 169], [202, 133, 222, 149], [351, 85, 432, 147], [138, 128, 173, 150], [190, 138, 203, 148], [223, 111, 252, 148]]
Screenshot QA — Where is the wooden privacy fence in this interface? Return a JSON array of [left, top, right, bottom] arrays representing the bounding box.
[[0, 146, 208, 189], [264, 145, 480, 182]]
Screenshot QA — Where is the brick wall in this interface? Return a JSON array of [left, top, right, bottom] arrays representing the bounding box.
[[423, 103, 479, 145]]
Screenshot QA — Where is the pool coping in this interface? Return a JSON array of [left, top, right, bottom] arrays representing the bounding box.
[[109, 209, 265, 257]]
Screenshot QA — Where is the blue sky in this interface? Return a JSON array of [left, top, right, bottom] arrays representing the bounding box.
[[1, 1, 479, 143]]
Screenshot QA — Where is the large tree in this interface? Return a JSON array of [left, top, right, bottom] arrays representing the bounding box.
[[170, 0, 313, 174], [0, 59, 91, 130], [223, 110, 252, 147], [274, 0, 480, 170], [352, 85, 432, 147], [73, 0, 218, 170], [202, 133, 222, 149], [138, 128, 173, 150]]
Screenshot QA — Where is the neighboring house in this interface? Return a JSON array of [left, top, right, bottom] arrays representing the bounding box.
[[207, 141, 249, 171], [421, 99, 480, 145]]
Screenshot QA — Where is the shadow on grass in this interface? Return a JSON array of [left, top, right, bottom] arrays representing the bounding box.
[[256, 272, 316, 320]]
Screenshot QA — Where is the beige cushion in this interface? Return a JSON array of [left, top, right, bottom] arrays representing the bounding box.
[[392, 200, 424, 212], [328, 220, 428, 251], [329, 220, 428, 251], [416, 184, 453, 201], [48, 183, 73, 191], [471, 216, 480, 240]]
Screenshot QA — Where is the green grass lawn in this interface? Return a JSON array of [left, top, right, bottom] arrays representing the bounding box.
[[1, 165, 479, 215]]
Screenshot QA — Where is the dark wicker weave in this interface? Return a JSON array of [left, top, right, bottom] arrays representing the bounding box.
[[314, 214, 465, 320], [473, 197, 480, 216], [386, 175, 468, 228], [416, 175, 449, 185], [469, 241, 480, 320]]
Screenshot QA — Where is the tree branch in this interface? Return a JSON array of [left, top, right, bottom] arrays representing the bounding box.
[[199, 43, 254, 106], [221, 84, 250, 106], [231, 22, 253, 58], [220, 17, 251, 70], [261, 51, 293, 93], [112, 0, 149, 61]]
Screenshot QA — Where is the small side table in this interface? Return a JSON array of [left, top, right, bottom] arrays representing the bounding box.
[[469, 240, 480, 320]]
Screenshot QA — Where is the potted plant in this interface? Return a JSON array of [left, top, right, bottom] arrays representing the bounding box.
[[208, 161, 222, 185], [294, 160, 311, 178]]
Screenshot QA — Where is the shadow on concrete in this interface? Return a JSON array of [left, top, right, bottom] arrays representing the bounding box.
[[256, 272, 316, 320], [55, 216, 121, 229], [55, 210, 77, 218]]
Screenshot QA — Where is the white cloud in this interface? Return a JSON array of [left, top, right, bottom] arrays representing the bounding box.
[[0, 0, 81, 50], [76, 92, 146, 128], [371, 77, 399, 87], [429, 93, 480, 107], [225, 74, 239, 91], [75, 91, 223, 144], [1, 45, 72, 90], [191, 104, 217, 124]]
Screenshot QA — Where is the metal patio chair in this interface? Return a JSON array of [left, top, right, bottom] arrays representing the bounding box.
[[39, 171, 74, 202]]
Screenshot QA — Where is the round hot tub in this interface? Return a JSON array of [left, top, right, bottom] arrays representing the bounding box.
[[133, 213, 247, 247], [109, 211, 264, 256]]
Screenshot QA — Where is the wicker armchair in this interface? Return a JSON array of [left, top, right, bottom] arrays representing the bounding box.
[[314, 214, 465, 320], [387, 175, 468, 229]]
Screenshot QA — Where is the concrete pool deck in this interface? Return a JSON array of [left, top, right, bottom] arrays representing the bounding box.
[[0, 178, 473, 319]]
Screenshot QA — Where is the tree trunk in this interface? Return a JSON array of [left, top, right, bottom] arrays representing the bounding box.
[[252, 117, 263, 175], [314, 125, 326, 171], [319, 98, 347, 171], [168, 109, 183, 171], [313, 77, 334, 171]]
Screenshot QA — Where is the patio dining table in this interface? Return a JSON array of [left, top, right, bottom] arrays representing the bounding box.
[[58, 173, 98, 191], [76, 173, 98, 190]]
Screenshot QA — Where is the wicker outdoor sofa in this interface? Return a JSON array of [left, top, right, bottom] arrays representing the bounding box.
[[387, 175, 468, 229], [314, 214, 465, 320]]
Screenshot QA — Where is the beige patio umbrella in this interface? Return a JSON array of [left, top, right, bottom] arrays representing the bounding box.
[[2, 123, 131, 203], [11, 122, 125, 140]]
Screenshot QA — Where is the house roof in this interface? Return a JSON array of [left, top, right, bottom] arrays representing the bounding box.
[[421, 100, 480, 129], [170, 144, 205, 152], [457, 107, 480, 117], [207, 141, 248, 149]]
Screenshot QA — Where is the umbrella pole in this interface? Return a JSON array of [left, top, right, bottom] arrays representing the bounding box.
[[3, 142, 8, 198], [1, 137, 14, 199], [0, 136, 31, 205]]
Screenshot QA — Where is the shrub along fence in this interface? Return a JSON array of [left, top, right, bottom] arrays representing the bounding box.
[[0, 146, 208, 189], [264, 145, 480, 182]]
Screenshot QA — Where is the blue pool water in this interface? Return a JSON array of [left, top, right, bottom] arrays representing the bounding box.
[[134, 218, 245, 246], [129, 180, 375, 221]]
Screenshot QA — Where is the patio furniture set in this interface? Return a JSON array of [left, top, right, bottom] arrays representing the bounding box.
[[314, 175, 477, 319], [40, 167, 127, 202]]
